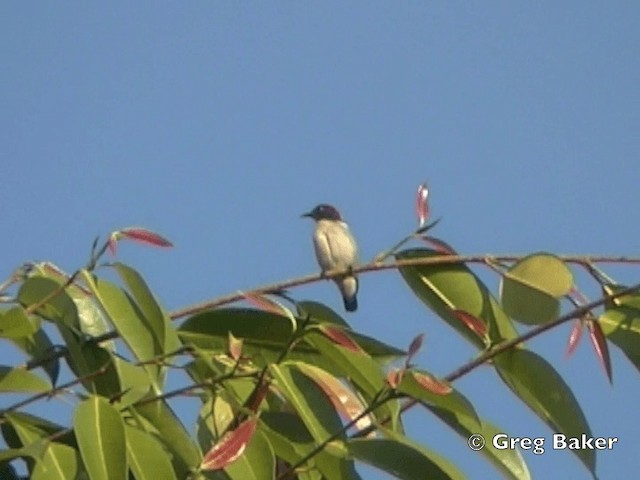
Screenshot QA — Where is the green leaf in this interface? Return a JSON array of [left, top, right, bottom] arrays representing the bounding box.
[[397, 370, 479, 428], [80, 271, 162, 381], [179, 308, 404, 365], [494, 348, 594, 475], [0, 448, 24, 462], [347, 428, 464, 480], [71, 294, 114, 349], [9, 328, 60, 385], [396, 249, 519, 347], [599, 307, 640, 372], [348, 331, 405, 362], [224, 430, 274, 480], [296, 301, 351, 328], [17, 276, 98, 384], [113, 262, 181, 353], [0, 366, 51, 393], [132, 399, 202, 476], [270, 363, 344, 444], [304, 332, 402, 432], [113, 356, 154, 406], [72, 343, 121, 396], [259, 412, 359, 480], [500, 254, 573, 325], [1, 413, 78, 478], [2, 412, 65, 444], [427, 406, 531, 480], [74, 396, 127, 480], [17, 277, 80, 330], [179, 309, 296, 362], [259, 412, 314, 463], [31, 443, 82, 480], [505, 253, 574, 297], [27, 263, 115, 348], [125, 424, 177, 480], [0, 307, 39, 339], [500, 279, 559, 325]]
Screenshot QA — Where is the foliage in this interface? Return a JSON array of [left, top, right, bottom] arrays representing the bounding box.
[[1, 203, 639, 479]]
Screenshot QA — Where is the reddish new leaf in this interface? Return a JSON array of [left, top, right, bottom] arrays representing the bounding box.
[[386, 368, 404, 389], [109, 227, 173, 255], [418, 235, 456, 254], [415, 182, 430, 227], [297, 363, 373, 434], [318, 325, 364, 353], [413, 371, 452, 395], [120, 227, 173, 247], [588, 320, 613, 384], [241, 292, 287, 316], [565, 319, 584, 358], [228, 332, 243, 362], [406, 333, 425, 366], [200, 418, 258, 471], [107, 232, 119, 255], [452, 309, 487, 339]]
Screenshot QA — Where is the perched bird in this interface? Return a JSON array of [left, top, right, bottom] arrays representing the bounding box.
[[302, 204, 359, 312]]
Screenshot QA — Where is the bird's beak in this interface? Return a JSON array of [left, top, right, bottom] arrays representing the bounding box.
[[301, 211, 313, 219]]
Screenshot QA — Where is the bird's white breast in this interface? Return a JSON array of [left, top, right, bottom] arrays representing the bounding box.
[[313, 220, 359, 271]]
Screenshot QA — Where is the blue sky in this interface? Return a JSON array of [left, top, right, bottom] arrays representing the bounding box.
[[2, 3, 639, 479]]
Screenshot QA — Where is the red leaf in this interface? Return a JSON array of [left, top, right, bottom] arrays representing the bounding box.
[[588, 320, 613, 384], [416, 182, 430, 227], [108, 233, 118, 256], [318, 325, 364, 353], [241, 292, 287, 316], [121, 227, 173, 246], [386, 368, 404, 389], [565, 319, 584, 358], [228, 332, 243, 362], [200, 418, 258, 471], [406, 333, 425, 366], [418, 236, 456, 255], [412, 371, 452, 395], [109, 227, 173, 256], [297, 364, 373, 434], [452, 309, 487, 339]]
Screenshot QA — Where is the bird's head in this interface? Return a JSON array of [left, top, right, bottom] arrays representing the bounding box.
[[301, 204, 343, 222]]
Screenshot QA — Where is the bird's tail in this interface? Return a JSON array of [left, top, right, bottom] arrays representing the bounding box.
[[338, 276, 358, 312]]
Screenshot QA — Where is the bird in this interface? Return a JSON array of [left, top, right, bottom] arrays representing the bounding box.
[[302, 204, 359, 312]]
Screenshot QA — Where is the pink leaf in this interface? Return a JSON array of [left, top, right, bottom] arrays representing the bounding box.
[[108, 232, 119, 256], [228, 332, 243, 362], [318, 325, 364, 353], [200, 418, 258, 471], [119, 227, 173, 247], [386, 368, 404, 389], [588, 320, 613, 384], [298, 364, 374, 434], [415, 182, 430, 227], [452, 309, 487, 339], [241, 292, 288, 316], [418, 236, 456, 254], [565, 319, 584, 357], [109, 227, 173, 256], [412, 371, 452, 395]]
